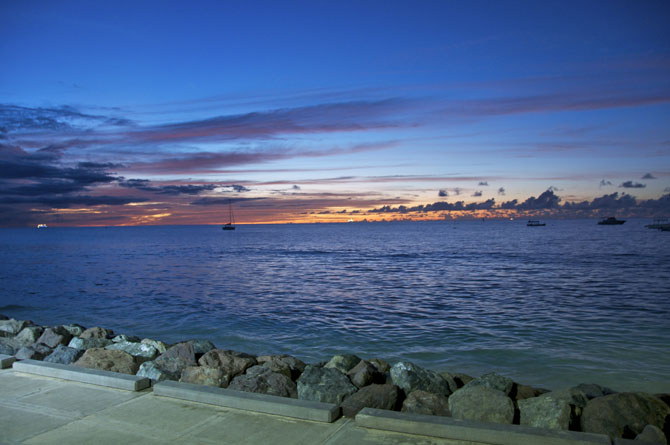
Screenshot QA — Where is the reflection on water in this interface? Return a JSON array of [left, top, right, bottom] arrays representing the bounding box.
[[1, 219, 669, 391]]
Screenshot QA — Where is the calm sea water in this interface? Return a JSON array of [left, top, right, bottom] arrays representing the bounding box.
[[1, 220, 669, 392]]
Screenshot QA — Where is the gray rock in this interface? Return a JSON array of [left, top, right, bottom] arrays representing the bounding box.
[[68, 337, 112, 350], [0, 314, 8, 320], [341, 384, 400, 417], [14, 326, 44, 346], [36, 327, 72, 348], [0, 340, 15, 355], [258, 354, 306, 380], [79, 327, 113, 339], [0, 319, 30, 337], [161, 342, 197, 362], [198, 349, 256, 385], [44, 345, 83, 364], [368, 358, 390, 374], [451, 372, 475, 388], [297, 365, 358, 404], [15, 344, 52, 360], [141, 338, 167, 354], [112, 334, 140, 343], [572, 383, 617, 400], [74, 348, 138, 375], [61, 324, 86, 337], [229, 365, 298, 398], [347, 360, 382, 388], [390, 361, 454, 397], [518, 388, 588, 430], [153, 342, 198, 380], [635, 424, 667, 444], [448, 385, 515, 424], [401, 390, 451, 417], [136, 361, 169, 381], [463, 372, 514, 396], [324, 354, 362, 374], [180, 366, 227, 387], [187, 339, 216, 356], [581, 392, 670, 441], [105, 341, 158, 361], [515, 384, 549, 401]]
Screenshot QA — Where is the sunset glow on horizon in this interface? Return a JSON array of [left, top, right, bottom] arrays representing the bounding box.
[[1, 1, 669, 227]]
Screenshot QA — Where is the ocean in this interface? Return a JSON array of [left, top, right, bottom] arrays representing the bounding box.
[[1, 219, 668, 392]]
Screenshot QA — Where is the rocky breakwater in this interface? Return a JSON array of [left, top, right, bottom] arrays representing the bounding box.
[[1, 314, 669, 444]]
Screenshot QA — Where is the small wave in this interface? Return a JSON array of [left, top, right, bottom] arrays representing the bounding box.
[[0, 304, 36, 311]]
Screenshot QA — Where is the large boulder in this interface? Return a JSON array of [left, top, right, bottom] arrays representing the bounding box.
[[515, 384, 549, 401], [463, 372, 514, 396], [61, 324, 86, 337], [36, 327, 72, 348], [136, 361, 169, 381], [228, 366, 298, 398], [15, 344, 52, 360], [187, 339, 216, 356], [44, 345, 83, 364], [141, 338, 168, 354], [74, 348, 138, 375], [0, 319, 30, 337], [0, 340, 15, 355], [448, 385, 515, 424], [68, 337, 112, 350], [401, 390, 451, 417], [390, 361, 454, 397], [581, 392, 670, 440], [341, 384, 400, 417], [257, 354, 306, 380], [368, 358, 390, 374], [571, 383, 616, 400], [197, 349, 256, 386], [180, 366, 227, 387], [450, 372, 475, 388], [79, 327, 113, 339], [153, 342, 198, 380], [635, 424, 667, 444], [347, 360, 382, 388], [297, 365, 357, 404], [518, 388, 588, 430], [324, 354, 362, 374], [14, 326, 44, 346], [105, 341, 158, 362], [112, 334, 141, 343]]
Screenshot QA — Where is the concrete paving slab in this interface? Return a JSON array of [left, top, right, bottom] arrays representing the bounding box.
[[1, 353, 16, 368], [0, 371, 62, 398], [154, 380, 340, 422], [356, 408, 611, 445], [0, 405, 76, 444], [22, 418, 167, 445], [12, 359, 150, 391], [325, 422, 481, 445]]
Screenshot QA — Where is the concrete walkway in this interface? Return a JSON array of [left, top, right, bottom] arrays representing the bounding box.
[[0, 369, 472, 445]]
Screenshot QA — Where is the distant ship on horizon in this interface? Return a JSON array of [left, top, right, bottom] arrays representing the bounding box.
[[37, 224, 47, 228]]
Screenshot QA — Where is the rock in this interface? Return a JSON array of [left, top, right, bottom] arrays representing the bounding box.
[[341, 384, 400, 417], [297, 365, 358, 404], [180, 366, 227, 387], [258, 355, 306, 380], [401, 390, 451, 417], [112, 334, 140, 343], [153, 342, 198, 380], [105, 341, 158, 361], [368, 358, 390, 374], [44, 345, 83, 364], [228, 365, 298, 398], [347, 360, 382, 388], [451, 372, 475, 388], [572, 383, 617, 400], [518, 389, 588, 430], [79, 327, 113, 339], [0, 319, 30, 337], [136, 361, 169, 381], [656, 394, 670, 408], [515, 384, 549, 401], [463, 372, 514, 396], [324, 354, 362, 374], [187, 339, 216, 356], [448, 385, 515, 424], [581, 392, 670, 440], [390, 361, 454, 397], [68, 337, 112, 350], [15, 344, 52, 360], [36, 327, 72, 348], [74, 348, 138, 375], [635, 424, 667, 444], [0, 314, 8, 320], [0, 340, 15, 355], [198, 349, 256, 385], [61, 324, 86, 337], [13, 326, 44, 346], [141, 338, 167, 354]]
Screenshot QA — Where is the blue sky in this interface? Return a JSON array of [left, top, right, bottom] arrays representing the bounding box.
[[1, 1, 669, 225]]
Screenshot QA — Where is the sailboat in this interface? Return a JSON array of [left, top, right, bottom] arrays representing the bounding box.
[[222, 200, 236, 230]]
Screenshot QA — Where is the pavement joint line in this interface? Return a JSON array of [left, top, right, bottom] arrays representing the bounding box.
[[153, 380, 341, 423], [0, 398, 80, 420], [323, 418, 354, 444], [355, 408, 612, 445], [12, 359, 151, 391]]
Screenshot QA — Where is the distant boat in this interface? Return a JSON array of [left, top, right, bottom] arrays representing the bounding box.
[[526, 220, 546, 227], [646, 218, 670, 231], [598, 217, 625, 225], [222, 201, 235, 230], [37, 224, 47, 228]]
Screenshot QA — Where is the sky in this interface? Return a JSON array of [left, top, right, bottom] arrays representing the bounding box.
[[1, 0, 669, 226]]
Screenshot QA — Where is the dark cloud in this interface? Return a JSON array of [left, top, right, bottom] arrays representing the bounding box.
[[514, 189, 561, 210], [189, 197, 265, 206], [599, 179, 613, 187], [547, 186, 561, 192], [497, 187, 505, 195], [619, 181, 646, 188], [472, 191, 483, 197], [438, 189, 448, 197], [478, 181, 489, 186], [292, 185, 301, 190], [0, 195, 145, 207], [641, 173, 656, 179]]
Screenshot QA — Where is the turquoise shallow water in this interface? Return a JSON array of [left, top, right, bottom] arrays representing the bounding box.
[[1, 219, 669, 392]]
